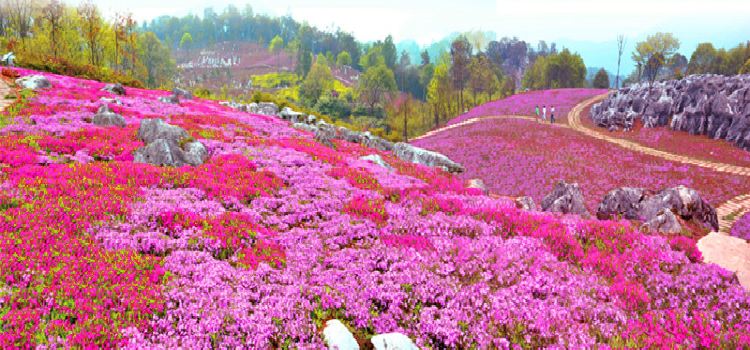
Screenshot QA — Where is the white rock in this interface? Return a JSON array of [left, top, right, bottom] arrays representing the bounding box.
[[15, 75, 51, 90], [360, 154, 392, 170], [371, 333, 418, 350], [323, 319, 360, 350]]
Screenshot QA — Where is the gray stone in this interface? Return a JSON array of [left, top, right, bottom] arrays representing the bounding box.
[[596, 187, 648, 220], [515, 196, 537, 211], [371, 333, 418, 350], [172, 87, 192, 100], [92, 104, 125, 128], [360, 154, 392, 170], [159, 94, 180, 104], [541, 181, 590, 217], [102, 83, 126, 95], [133, 119, 208, 167], [292, 122, 319, 133], [393, 142, 465, 173], [279, 107, 306, 122], [641, 208, 682, 234], [467, 178, 488, 194], [137, 119, 190, 144], [323, 320, 359, 350], [99, 97, 122, 105], [257, 102, 279, 115], [16, 75, 51, 90]]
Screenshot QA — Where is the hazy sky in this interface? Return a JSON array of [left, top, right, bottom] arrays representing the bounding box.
[[82, 0, 749, 73]]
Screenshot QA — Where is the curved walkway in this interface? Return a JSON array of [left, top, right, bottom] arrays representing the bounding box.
[[411, 115, 569, 142]]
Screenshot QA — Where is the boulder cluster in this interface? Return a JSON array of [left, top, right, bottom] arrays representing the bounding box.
[[222, 101, 466, 173], [590, 74, 750, 150], [159, 88, 193, 105], [133, 119, 208, 167], [537, 181, 718, 233], [322, 319, 418, 350]]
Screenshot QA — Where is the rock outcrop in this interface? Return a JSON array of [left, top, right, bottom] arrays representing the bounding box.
[[467, 178, 488, 194], [590, 74, 750, 150], [172, 87, 192, 100], [322, 319, 359, 350], [360, 154, 392, 170], [541, 182, 590, 217], [371, 333, 418, 350], [91, 104, 125, 128], [393, 142, 465, 173], [158, 94, 180, 104], [597, 185, 718, 232], [133, 119, 207, 167], [221, 102, 464, 173], [16, 75, 51, 90], [515, 196, 537, 211], [102, 83, 126, 95]]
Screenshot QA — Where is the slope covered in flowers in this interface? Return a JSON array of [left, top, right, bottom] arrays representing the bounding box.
[[446, 88, 606, 126], [414, 116, 750, 214], [0, 70, 749, 348]]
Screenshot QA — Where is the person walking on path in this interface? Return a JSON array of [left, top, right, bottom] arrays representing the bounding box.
[[535, 105, 540, 119], [542, 105, 547, 121], [550, 105, 556, 124]]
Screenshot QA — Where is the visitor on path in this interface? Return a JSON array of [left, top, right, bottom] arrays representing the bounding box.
[[535, 105, 540, 119], [542, 105, 547, 121], [550, 105, 556, 124]]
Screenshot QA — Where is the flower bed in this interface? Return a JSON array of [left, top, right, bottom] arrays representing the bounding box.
[[0, 70, 748, 348], [447, 88, 606, 126]]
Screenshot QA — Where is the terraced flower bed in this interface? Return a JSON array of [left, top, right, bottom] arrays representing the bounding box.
[[446, 88, 606, 126], [0, 70, 748, 348], [413, 117, 750, 213]]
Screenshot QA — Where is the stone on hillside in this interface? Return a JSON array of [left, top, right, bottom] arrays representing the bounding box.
[[541, 181, 590, 217], [158, 94, 180, 104], [16, 75, 51, 90], [172, 87, 192, 100], [360, 154, 392, 170], [137, 118, 190, 144], [596, 187, 648, 220], [467, 178, 488, 194], [257, 102, 279, 115], [515, 196, 537, 211], [279, 107, 305, 123], [134, 119, 207, 167], [641, 208, 682, 234], [590, 74, 750, 151], [315, 122, 337, 148], [640, 185, 718, 231], [91, 104, 125, 128], [99, 97, 122, 105], [292, 122, 319, 133], [393, 142, 465, 173], [323, 320, 359, 350], [102, 83, 126, 95], [307, 114, 317, 124], [371, 333, 418, 350]]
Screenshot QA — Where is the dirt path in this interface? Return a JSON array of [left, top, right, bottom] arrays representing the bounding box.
[[411, 115, 569, 142]]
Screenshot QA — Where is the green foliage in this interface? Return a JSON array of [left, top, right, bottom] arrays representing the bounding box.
[[179, 32, 193, 50], [314, 95, 351, 119], [593, 68, 610, 89], [688, 41, 750, 76], [336, 51, 352, 66], [299, 56, 334, 106], [357, 63, 397, 114], [251, 72, 299, 89], [741, 58, 750, 74], [523, 49, 586, 89], [632, 32, 680, 83], [269, 35, 284, 53], [19, 56, 144, 88]]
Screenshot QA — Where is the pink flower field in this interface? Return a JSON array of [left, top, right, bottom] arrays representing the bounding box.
[[0, 70, 749, 348], [446, 88, 606, 126], [413, 117, 750, 214]]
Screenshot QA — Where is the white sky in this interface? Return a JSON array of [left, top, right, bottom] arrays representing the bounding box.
[[82, 0, 750, 45]]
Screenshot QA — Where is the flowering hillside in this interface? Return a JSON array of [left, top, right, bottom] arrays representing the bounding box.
[[446, 88, 606, 126], [413, 117, 750, 214], [0, 70, 749, 348]]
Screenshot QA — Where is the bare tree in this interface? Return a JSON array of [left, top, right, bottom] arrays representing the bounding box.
[[7, 0, 34, 39], [615, 35, 626, 89], [42, 0, 64, 58], [78, 1, 103, 66]]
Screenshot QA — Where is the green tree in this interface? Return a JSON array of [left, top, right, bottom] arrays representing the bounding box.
[[179, 32, 193, 51], [299, 54, 334, 106], [382, 35, 397, 69], [427, 54, 455, 127], [138, 31, 176, 88], [687, 43, 717, 75], [593, 68, 610, 89], [468, 54, 499, 104], [78, 1, 104, 66], [42, 0, 65, 58], [632, 32, 680, 86], [450, 36, 472, 112], [357, 63, 397, 115], [360, 45, 385, 70], [740, 58, 750, 74], [336, 51, 352, 66], [268, 35, 284, 69], [522, 55, 548, 90]]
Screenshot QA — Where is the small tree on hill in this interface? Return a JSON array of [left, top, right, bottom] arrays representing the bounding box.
[[593, 68, 610, 89], [357, 63, 397, 115], [269, 35, 284, 69], [299, 54, 334, 106], [336, 51, 352, 67], [632, 32, 680, 87], [450, 36, 472, 112]]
